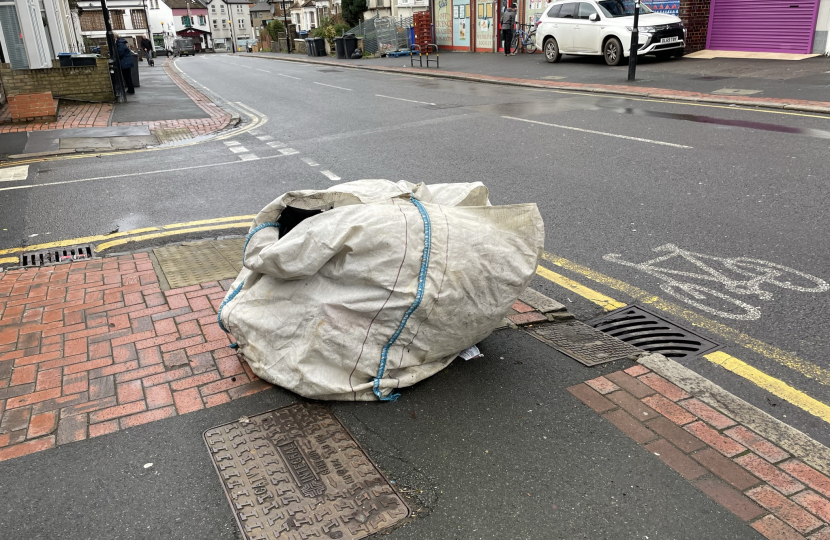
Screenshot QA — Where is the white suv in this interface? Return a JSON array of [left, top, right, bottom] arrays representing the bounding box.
[[534, 0, 686, 66]]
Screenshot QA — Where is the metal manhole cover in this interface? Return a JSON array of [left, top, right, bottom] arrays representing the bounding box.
[[588, 304, 721, 359], [205, 403, 410, 540], [318, 69, 342, 73], [19, 244, 94, 267], [527, 320, 643, 366]]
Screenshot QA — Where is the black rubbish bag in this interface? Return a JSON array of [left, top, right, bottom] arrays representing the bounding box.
[[350, 47, 363, 59]]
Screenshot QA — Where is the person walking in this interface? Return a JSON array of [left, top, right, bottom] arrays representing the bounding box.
[[140, 35, 153, 64], [501, 3, 517, 56], [115, 35, 135, 94]]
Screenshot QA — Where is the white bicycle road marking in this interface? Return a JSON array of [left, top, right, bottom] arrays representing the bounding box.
[[604, 244, 829, 320]]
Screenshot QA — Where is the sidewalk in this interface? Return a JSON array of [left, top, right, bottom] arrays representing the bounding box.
[[0, 58, 236, 160], [2, 242, 830, 539], [247, 51, 830, 114]]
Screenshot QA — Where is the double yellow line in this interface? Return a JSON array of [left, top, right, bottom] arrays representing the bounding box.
[[537, 252, 830, 423], [0, 214, 255, 266]]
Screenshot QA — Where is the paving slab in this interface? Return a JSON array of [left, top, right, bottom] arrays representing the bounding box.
[[111, 63, 211, 123]]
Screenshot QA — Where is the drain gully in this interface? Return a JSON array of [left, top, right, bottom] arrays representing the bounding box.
[[19, 244, 94, 267], [588, 304, 720, 359], [527, 320, 644, 366]]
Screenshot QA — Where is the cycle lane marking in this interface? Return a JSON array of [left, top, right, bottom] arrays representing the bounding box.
[[503, 116, 693, 148], [540, 251, 830, 386], [535, 261, 830, 424]]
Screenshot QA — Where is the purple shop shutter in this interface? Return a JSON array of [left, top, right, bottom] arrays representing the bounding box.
[[706, 0, 820, 53]]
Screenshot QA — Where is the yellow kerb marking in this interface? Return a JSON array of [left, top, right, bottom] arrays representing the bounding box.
[[705, 351, 830, 423], [95, 222, 251, 251], [163, 215, 256, 229], [541, 252, 830, 387], [0, 227, 160, 256]]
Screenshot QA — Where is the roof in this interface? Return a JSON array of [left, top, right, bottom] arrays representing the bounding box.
[[202, 0, 251, 4], [162, 0, 207, 8], [301, 0, 314, 6], [249, 3, 271, 10]]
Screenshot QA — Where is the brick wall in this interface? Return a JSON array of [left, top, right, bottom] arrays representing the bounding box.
[[0, 58, 114, 103], [7, 92, 58, 122], [679, 0, 711, 53]]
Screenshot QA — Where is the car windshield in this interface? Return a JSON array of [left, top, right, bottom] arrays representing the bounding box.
[[597, 0, 653, 17]]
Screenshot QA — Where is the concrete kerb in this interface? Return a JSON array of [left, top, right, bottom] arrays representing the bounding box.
[[242, 53, 830, 116], [639, 353, 830, 476]]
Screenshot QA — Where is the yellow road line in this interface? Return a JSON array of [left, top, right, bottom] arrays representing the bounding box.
[[536, 265, 627, 311], [705, 351, 830, 423], [0, 227, 161, 256], [534, 258, 830, 423], [163, 215, 256, 229], [0, 256, 17, 265], [95, 221, 251, 252], [541, 252, 830, 386]]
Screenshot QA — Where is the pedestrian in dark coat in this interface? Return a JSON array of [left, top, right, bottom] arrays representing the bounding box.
[[501, 3, 517, 55], [116, 35, 135, 94]]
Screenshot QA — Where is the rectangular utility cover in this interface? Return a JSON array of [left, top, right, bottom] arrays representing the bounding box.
[[204, 403, 410, 540]]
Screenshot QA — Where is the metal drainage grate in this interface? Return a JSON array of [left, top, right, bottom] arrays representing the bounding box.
[[205, 403, 410, 540], [526, 320, 644, 367], [588, 304, 720, 359], [19, 244, 94, 267]]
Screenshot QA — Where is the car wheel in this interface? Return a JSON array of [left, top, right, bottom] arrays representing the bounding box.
[[544, 37, 561, 63], [604, 37, 623, 66], [672, 49, 685, 58]]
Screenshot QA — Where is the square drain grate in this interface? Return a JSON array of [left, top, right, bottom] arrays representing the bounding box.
[[19, 244, 94, 267], [205, 403, 410, 540], [527, 320, 644, 366], [588, 304, 721, 359]]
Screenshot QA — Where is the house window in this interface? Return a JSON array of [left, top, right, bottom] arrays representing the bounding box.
[[237, 18, 244, 29], [199, 15, 206, 25], [131, 9, 147, 28], [213, 18, 218, 28], [110, 10, 126, 30], [211, 4, 216, 12], [220, 4, 225, 12], [236, 5, 242, 13], [221, 18, 227, 27], [181, 15, 188, 25], [0, 5, 29, 68], [79, 10, 106, 31]]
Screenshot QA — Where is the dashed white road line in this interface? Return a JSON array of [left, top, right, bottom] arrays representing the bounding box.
[[320, 170, 341, 181], [278, 148, 299, 155], [239, 154, 260, 161], [502, 116, 693, 149], [257, 135, 274, 141], [314, 82, 352, 91], [375, 94, 435, 106], [301, 157, 319, 166], [256, 69, 271, 73], [279, 74, 301, 80], [228, 146, 249, 154], [267, 141, 286, 148], [223, 141, 241, 146]]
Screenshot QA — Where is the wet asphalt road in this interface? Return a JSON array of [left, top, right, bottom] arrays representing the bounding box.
[[1, 53, 829, 448]]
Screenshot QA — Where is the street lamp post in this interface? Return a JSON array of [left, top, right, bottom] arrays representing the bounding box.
[[281, 0, 291, 52], [223, 0, 236, 53], [627, 0, 639, 81], [100, 0, 127, 102]]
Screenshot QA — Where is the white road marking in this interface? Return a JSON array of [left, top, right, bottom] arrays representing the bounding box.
[[0, 165, 29, 183], [278, 148, 299, 155], [0, 155, 289, 192], [228, 146, 249, 153], [256, 135, 274, 141], [267, 141, 286, 148], [279, 73, 300, 80], [320, 170, 341, 181], [314, 82, 352, 91], [239, 154, 260, 161], [375, 94, 436, 106], [223, 140, 241, 146], [604, 244, 829, 320], [301, 157, 319, 166], [502, 116, 693, 149], [256, 69, 271, 73]]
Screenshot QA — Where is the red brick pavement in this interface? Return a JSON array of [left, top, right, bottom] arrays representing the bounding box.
[[0, 253, 270, 462], [0, 59, 232, 138], [577, 367, 830, 540]]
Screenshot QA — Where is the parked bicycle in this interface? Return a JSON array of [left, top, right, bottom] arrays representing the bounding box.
[[511, 23, 538, 54]]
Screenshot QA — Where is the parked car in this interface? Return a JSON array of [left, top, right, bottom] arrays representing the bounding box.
[[171, 38, 195, 57], [154, 45, 171, 57], [535, 0, 686, 66]]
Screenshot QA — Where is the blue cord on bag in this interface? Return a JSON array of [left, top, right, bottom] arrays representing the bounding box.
[[218, 279, 245, 333], [242, 221, 279, 265], [373, 196, 432, 401]]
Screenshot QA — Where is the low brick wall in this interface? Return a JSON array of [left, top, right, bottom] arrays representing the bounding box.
[[0, 58, 114, 102], [7, 91, 58, 122]]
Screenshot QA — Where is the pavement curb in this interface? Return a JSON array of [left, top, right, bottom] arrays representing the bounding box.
[[639, 353, 830, 476], [244, 53, 830, 115]]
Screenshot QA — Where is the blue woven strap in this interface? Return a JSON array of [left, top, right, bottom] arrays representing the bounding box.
[[373, 196, 432, 401]]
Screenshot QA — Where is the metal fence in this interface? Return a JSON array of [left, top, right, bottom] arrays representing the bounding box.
[[346, 15, 414, 56]]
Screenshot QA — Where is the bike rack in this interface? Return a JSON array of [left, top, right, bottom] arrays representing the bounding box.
[[410, 44, 439, 68]]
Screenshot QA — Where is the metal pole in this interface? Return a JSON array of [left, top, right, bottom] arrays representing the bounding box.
[[282, 0, 291, 52], [627, 0, 639, 81], [224, 0, 236, 53], [101, 0, 126, 102]]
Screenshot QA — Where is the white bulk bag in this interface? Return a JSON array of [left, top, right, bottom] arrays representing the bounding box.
[[218, 180, 544, 401]]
